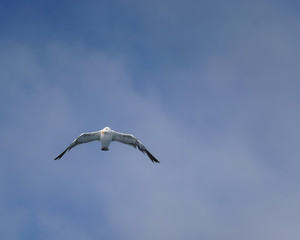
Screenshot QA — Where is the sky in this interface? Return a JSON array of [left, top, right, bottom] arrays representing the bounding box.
[[1, 0, 300, 239]]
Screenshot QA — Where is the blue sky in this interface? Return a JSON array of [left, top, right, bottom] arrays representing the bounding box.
[[1, 0, 300, 239]]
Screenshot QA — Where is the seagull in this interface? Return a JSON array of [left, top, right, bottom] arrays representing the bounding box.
[[54, 127, 159, 163]]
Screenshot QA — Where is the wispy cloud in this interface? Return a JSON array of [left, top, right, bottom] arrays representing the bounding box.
[[0, 0, 300, 239]]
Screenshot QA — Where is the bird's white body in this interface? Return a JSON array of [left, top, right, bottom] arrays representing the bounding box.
[[54, 127, 159, 163], [100, 127, 113, 150]]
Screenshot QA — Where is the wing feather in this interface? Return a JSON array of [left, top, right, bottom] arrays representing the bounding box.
[[54, 131, 100, 160], [112, 131, 159, 163]]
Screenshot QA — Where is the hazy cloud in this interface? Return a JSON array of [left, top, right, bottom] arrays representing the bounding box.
[[1, 0, 300, 239]]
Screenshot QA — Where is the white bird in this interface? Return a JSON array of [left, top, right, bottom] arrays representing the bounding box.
[[54, 127, 159, 163]]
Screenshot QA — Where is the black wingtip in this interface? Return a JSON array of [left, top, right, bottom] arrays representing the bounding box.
[[145, 149, 160, 163], [54, 148, 68, 160]]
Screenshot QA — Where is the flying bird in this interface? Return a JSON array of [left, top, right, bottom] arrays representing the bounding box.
[[54, 127, 159, 163]]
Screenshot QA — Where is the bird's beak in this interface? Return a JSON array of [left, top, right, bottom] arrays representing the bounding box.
[[101, 131, 104, 134]]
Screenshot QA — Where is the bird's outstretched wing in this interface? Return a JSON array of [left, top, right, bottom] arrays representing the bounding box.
[[112, 131, 159, 163], [54, 131, 100, 160]]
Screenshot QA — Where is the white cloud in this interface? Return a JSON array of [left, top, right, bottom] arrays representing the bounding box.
[[1, 0, 300, 239]]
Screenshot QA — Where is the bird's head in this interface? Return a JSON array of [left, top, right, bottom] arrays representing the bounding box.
[[101, 127, 111, 135]]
